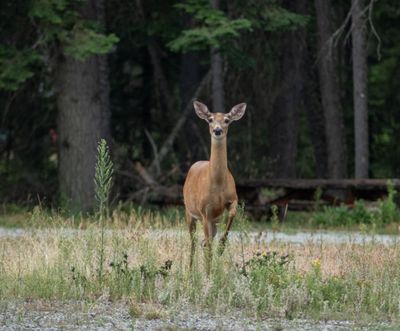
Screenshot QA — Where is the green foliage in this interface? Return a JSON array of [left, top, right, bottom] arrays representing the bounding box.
[[168, 0, 309, 54], [260, 6, 309, 31], [313, 205, 353, 227], [376, 181, 399, 225], [29, 0, 119, 60], [0, 0, 119, 93], [108, 253, 172, 300], [29, 0, 76, 25], [168, 0, 252, 52], [0, 46, 40, 91], [269, 204, 280, 230], [243, 251, 290, 282], [241, 1, 310, 32], [304, 259, 350, 313], [64, 25, 119, 60], [240, 251, 293, 314], [312, 183, 400, 228], [313, 202, 376, 228]]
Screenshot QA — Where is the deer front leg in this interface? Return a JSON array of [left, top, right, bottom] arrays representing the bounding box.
[[187, 211, 196, 270], [202, 218, 215, 275], [218, 200, 237, 255]]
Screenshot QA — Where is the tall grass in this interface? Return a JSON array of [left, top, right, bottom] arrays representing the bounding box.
[[1, 179, 400, 322], [1, 210, 400, 323]]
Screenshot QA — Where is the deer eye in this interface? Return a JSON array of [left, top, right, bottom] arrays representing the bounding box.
[[224, 118, 230, 124], [208, 117, 213, 123]]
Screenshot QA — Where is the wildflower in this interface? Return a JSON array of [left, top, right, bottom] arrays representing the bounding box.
[[311, 258, 321, 269]]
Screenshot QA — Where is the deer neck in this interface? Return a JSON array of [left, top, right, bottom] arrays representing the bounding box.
[[209, 136, 228, 186]]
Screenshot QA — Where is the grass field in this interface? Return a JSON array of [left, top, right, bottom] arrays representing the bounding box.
[[1, 206, 400, 328]]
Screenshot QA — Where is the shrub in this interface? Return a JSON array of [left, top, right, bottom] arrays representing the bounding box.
[[312, 183, 400, 228]]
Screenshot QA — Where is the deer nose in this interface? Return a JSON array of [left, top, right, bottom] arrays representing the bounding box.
[[213, 127, 223, 136]]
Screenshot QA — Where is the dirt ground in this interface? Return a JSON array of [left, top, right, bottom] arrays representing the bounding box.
[[0, 299, 395, 331]]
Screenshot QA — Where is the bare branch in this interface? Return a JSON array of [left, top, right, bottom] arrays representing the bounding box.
[[344, 5, 369, 45], [144, 129, 161, 176], [136, 0, 174, 112], [134, 162, 157, 186], [148, 71, 211, 174], [318, 0, 381, 64], [325, 2, 354, 55], [368, 0, 381, 61]]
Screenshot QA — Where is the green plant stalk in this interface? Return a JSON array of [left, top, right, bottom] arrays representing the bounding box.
[[99, 211, 105, 283], [94, 139, 114, 283]]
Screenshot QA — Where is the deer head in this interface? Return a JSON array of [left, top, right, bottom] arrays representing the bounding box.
[[193, 101, 246, 140]]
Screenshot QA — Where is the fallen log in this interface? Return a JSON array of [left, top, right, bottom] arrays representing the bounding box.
[[237, 178, 400, 190], [126, 179, 400, 215]]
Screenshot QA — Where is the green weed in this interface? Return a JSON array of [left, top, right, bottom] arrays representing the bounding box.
[[312, 183, 400, 230], [94, 138, 114, 283]]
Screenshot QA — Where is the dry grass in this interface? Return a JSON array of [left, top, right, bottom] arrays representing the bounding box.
[[3, 226, 396, 279], [1, 210, 400, 323]]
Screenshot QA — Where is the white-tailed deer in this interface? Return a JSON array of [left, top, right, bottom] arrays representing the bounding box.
[[183, 101, 246, 273]]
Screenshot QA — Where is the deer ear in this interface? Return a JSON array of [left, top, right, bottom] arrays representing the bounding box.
[[228, 103, 246, 121], [193, 101, 211, 120]]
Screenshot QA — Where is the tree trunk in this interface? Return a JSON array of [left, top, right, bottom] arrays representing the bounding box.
[[315, 0, 347, 178], [57, 0, 110, 212], [305, 76, 328, 178], [210, 0, 225, 113], [352, 0, 369, 178], [270, 0, 306, 178], [304, 44, 328, 178]]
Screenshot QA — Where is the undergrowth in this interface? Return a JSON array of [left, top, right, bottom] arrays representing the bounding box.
[[312, 182, 400, 229]]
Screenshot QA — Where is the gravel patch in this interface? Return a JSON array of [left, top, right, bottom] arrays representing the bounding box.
[[1, 226, 399, 246], [0, 300, 396, 330]]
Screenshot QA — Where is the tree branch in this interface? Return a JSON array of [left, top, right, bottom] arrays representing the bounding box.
[[148, 71, 211, 174], [144, 129, 161, 176], [368, 0, 381, 61], [136, 0, 174, 113], [323, 0, 380, 60]]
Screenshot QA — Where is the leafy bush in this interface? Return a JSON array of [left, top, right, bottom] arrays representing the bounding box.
[[312, 183, 400, 228], [313, 204, 353, 227], [376, 181, 399, 225]]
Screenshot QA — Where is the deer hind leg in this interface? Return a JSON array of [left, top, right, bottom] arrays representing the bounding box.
[[218, 200, 238, 255], [186, 210, 197, 270]]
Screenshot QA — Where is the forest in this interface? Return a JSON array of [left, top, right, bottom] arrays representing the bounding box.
[[3, 2, 400, 328], [0, 0, 399, 212]]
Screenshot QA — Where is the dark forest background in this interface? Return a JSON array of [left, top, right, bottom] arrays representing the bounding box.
[[0, 0, 399, 212]]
